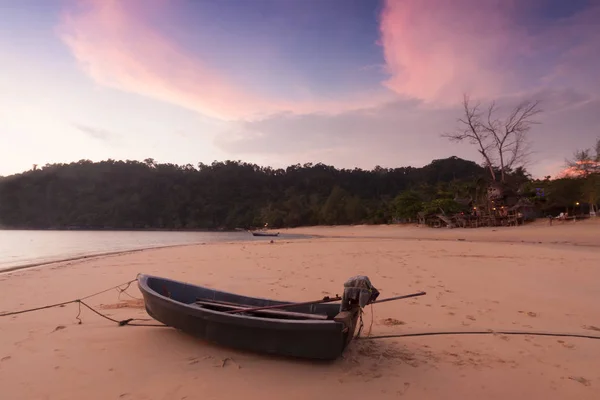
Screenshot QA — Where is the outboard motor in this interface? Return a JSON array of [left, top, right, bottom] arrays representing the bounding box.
[[340, 275, 380, 312]]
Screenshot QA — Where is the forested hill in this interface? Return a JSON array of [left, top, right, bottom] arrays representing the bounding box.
[[0, 156, 495, 230]]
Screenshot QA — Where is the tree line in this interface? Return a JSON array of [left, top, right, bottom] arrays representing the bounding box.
[[0, 156, 483, 229], [0, 153, 596, 230]]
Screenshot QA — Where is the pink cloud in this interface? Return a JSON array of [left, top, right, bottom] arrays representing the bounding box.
[[378, 0, 523, 104], [378, 0, 600, 104], [57, 0, 392, 120], [554, 161, 600, 179], [58, 0, 255, 120], [58, 0, 600, 122]]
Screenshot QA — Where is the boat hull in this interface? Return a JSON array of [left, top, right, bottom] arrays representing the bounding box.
[[250, 232, 279, 237], [137, 274, 356, 360]]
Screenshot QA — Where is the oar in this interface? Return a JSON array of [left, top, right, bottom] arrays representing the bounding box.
[[195, 300, 329, 320], [224, 291, 427, 314], [372, 291, 427, 304], [224, 296, 342, 314]]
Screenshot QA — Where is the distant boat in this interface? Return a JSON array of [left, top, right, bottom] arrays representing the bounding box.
[[249, 231, 280, 237], [137, 274, 360, 360]]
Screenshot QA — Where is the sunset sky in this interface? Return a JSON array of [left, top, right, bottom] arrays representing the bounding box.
[[1, 0, 599, 177]]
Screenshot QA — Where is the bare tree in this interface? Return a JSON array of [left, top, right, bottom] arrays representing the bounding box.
[[565, 138, 600, 215], [442, 95, 496, 181], [565, 138, 600, 176], [443, 94, 542, 183]]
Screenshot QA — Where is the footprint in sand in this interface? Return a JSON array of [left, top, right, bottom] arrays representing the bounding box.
[[568, 376, 591, 386], [397, 382, 411, 396], [381, 318, 406, 326], [518, 311, 538, 317], [99, 299, 145, 310], [557, 340, 575, 349], [583, 325, 600, 332]]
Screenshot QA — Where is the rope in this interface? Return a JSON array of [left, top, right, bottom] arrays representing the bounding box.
[[0, 300, 77, 317], [359, 330, 600, 340], [367, 304, 374, 336], [77, 300, 166, 327], [81, 279, 137, 300], [0, 278, 167, 328], [353, 303, 600, 342], [356, 309, 364, 337], [5, 280, 600, 340]]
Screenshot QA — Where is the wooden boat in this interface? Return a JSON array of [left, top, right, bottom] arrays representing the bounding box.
[[249, 231, 279, 237], [137, 274, 360, 360]]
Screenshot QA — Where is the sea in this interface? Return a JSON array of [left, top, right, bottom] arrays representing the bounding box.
[[0, 230, 300, 272]]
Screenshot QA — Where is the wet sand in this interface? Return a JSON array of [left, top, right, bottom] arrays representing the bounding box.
[[1, 220, 599, 399]]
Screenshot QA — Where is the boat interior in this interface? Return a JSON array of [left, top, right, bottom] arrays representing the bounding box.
[[145, 275, 342, 321]]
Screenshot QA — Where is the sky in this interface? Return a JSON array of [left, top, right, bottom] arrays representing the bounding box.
[[1, 0, 599, 178]]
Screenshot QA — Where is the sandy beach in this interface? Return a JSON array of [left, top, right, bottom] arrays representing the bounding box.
[[1, 221, 599, 399]]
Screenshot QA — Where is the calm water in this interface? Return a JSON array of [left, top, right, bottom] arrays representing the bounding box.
[[0, 230, 297, 271]]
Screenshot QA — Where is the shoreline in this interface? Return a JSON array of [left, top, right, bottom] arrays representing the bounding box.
[[3, 221, 599, 275], [0, 239, 279, 275], [0, 242, 204, 275], [0, 227, 252, 232], [0, 231, 313, 275]]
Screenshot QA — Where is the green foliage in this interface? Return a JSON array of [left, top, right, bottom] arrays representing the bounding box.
[[392, 191, 423, 220], [527, 175, 600, 214], [422, 198, 464, 215], [1, 155, 595, 229], [586, 174, 600, 201], [0, 157, 489, 229], [564, 138, 600, 212], [541, 178, 583, 209]]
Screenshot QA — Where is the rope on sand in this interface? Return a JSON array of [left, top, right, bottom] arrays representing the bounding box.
[[0, 278, 167, 327], [359, 330, 600, 340], [2, 280, 600, 340]]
